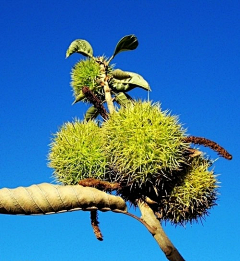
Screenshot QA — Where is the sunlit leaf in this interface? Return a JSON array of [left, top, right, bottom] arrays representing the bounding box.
[[66, 39, 93, 58], [112, 69, 131, 80], [112, 35, 138, 59], [114, 92, 133, 107], [110, 71, 151, 92], [84, 106, 99, 121], [72, 90, 85, 104]]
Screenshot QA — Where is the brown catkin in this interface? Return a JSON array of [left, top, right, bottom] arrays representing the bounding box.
[[90, 210, 103, 241], [183, 136, 232, 160], [79, 178, 120, 192], [82, 86, 109, 120]]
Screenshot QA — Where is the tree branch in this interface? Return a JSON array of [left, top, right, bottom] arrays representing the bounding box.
[[137, 200, 185, 261], [98, 60, 115, 114]]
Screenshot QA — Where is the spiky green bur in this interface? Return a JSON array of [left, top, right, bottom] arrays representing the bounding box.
[[71, 57, 114, 103], [158, 157, 218, 224], [48, 100, 218, 225], [48, 120, 107, 185], [102, 101, 188, 185], [71, 58, 101, 100]]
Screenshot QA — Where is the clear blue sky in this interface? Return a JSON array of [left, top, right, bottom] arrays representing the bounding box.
[[0, 1, 239, 260]]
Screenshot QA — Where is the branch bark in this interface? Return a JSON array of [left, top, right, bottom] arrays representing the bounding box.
[[137, 200, 185, 261], [98, 60, 115, 114]]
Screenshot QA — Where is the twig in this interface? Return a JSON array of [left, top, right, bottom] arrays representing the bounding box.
[[137, 200, 185, 261], [97, 59, 115, 114], [114, 209, 156, 235]]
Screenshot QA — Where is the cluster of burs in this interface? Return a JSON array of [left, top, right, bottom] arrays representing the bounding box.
[[48, 36, 218, 225]]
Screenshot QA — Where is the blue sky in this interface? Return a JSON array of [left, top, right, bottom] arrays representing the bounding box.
[[0, 1, 239, 260]]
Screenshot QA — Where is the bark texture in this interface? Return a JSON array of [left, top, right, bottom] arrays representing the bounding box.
[[98, 61, 115, 114], [138, 200, 185, 261]]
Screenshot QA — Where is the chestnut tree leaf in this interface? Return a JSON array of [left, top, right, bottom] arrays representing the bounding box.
[[84, 106, 99, 121], [72, 90, 85, 104], [110, 71, 150, 92], [114, 92, 133, 107], [66, 39, 93, 58], [112, 69, 131, 80], [112, 35, 138, 59]]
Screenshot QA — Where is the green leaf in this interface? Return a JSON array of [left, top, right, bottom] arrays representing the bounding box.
[[110, 71, 151, 92], [66, 39, 93, 58], [72, 90, 85, 104], [112, 35, 138, 58], [114, 92, 133, 107], [112, 69, 131, 80], [84, 106, 99, 121]]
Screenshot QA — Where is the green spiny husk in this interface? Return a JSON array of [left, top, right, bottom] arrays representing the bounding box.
[[71, 57, 114, 103], [48, 101, 219, 225], [71, 58, 103, 102], [102, 101, 189, 184], [71, 58, 100, 92], [155, 157, 218, 224], [48, 120, 107, 185]]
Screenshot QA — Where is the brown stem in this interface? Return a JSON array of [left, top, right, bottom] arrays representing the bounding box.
[[137, 200, 185, 261], [114, 209, 156, 235], [183, 136, 232, 160], [82, 86, 109, 120], [90, 210, 103, 241]]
